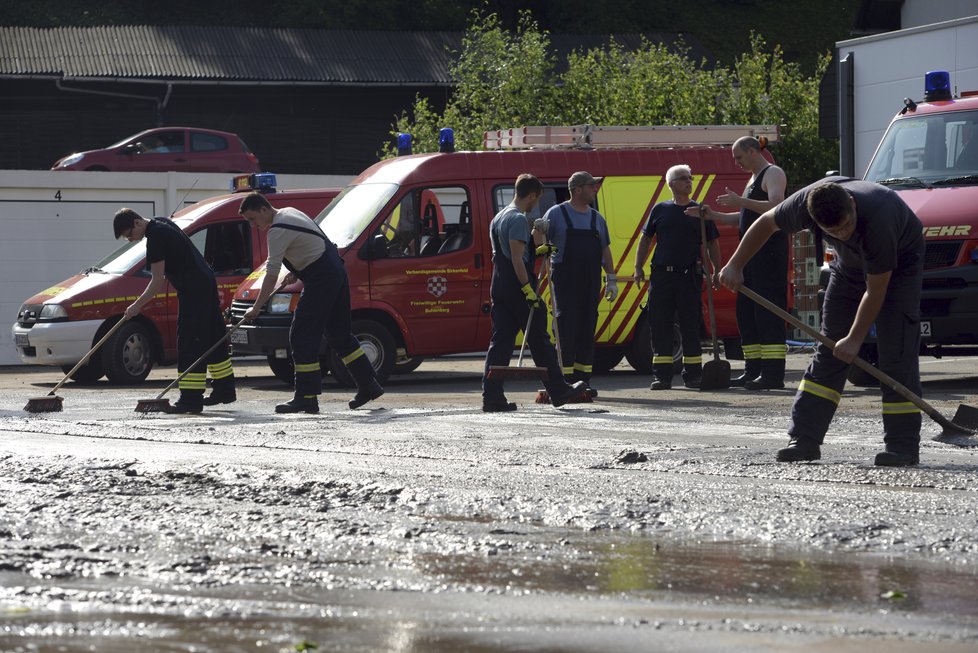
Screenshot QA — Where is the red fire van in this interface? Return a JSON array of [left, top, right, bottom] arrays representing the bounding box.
[[229, 125, 786, 385], [12, 175, 338, 384]]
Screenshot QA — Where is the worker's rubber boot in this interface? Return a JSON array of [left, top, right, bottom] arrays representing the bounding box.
[[650, 363, 673, 390], [203, 375, 236, 406], [548, 381, 588, 408], [731, 359, 762, 387], [746, 359, 786, 390], [347, 355, 384, 409], [874, 449, 919, 467], [166, 390, 204, 414], [275, 395, 319, 414], [775, 437, 821, 462]]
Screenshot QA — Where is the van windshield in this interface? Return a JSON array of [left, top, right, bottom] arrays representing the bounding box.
[[315, 183, 398, 248], [866, 109, 978, 186], [90, 213, 205, 275]]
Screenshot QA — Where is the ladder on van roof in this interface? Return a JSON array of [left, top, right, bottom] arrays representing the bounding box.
[[482, 124, 780, 150]]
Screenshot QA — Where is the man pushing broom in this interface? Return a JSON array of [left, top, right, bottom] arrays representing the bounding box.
[[482, 174, 587, 411]]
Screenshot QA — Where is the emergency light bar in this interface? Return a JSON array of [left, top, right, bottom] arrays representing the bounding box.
[[231, 172, 277, 193], [483, 124, 781, 150]]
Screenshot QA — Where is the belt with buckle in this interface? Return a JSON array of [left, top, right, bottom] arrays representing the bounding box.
[[653, 264, 695, 273]]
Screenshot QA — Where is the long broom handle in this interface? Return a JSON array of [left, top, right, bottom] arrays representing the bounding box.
[[152, 280, 289, 400], [699, 207, 721, 359], [516, 262, 547, 367], [545, 259, 565, 371], [152, 316, 246, 401], [48, 317, 130, 396], [738, 284, 961, 432]]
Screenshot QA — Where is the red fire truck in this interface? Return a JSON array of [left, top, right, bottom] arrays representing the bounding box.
[[829, 70, 978, 383], [12, 174, 338, 384], [229, 125, 785, 385]]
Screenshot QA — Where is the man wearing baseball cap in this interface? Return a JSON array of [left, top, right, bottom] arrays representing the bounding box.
[[536, 171, 617, 398]]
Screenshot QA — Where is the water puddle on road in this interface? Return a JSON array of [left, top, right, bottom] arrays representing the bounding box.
[[1, 536, 976, 651]]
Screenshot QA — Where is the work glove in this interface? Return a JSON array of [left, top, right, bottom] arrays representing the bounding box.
[[535, 242, 558, 257], [605, 273, 619, 301], [521, 283, 544, 310]]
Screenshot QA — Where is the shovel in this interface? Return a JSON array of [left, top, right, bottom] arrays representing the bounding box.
[[738, 285, 978, 444], [698, 206, 730, 390]]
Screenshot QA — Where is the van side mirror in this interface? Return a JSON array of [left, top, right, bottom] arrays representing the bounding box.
[[361, 234, 389, 260], [124, 143, 141, 154]]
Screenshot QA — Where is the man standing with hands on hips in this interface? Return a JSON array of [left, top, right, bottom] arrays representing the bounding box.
[[692, 136, 789, 389], [240, 192, 383, 413], [538, 171, 618, 398]]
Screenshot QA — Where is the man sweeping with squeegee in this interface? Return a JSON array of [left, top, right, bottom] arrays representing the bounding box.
[[720, 178, 925, 466]]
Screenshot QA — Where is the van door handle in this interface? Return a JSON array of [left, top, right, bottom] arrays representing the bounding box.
[[475, 253, 482, 269]]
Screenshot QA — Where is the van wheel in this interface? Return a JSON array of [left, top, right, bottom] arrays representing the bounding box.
[[394, 354, 424, 375], [60, 360, 104, 384], [592, 347, 625, 373], [624, 318, 683, 373], [266, 352, 331, 386], [847, 344, 879, 387], [625, 317, 652, 374], [329, 319, 396, 387], [102, 321, 154, 384]]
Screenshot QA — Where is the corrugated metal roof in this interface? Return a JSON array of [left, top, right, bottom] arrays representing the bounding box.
[[0, 26, 711, 85]]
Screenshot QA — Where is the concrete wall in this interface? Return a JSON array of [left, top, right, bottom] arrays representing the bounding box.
[[837, 15, 978, 176], [1, 170, 350, 365]]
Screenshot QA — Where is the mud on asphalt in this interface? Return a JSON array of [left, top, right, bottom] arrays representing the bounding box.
[[1, 355, 977, 652]]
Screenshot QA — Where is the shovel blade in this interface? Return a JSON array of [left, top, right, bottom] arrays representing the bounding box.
[[699, 359, 731, 391], [952, 403, 978, 430]]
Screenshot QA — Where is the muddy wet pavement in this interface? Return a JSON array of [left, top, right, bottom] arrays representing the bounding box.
[[1, 353, 977, 652]]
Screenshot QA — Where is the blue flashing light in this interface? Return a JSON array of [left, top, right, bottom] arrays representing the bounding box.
[[924, 70, 952, 101], [231, 172, 277, 193], [439, 127, 455, 153], [397, 133, 413, 156]]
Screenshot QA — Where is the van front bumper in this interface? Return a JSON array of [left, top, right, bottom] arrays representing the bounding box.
[[12, 320, 101, 366]]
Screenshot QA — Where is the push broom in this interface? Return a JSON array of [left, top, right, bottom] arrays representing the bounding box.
[[134, 315, 249, 413], [135, 279, 289, 412], [24, 317, 130, 413], [486, 264, 549, 382], [738, 285, 978, 443]]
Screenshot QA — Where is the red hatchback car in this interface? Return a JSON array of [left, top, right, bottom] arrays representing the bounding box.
[[51, 127, 261, 173]]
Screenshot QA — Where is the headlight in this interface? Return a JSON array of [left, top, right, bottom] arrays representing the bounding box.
[[58, 153, 84, 167], [266, 294, 294, 314], [39, 304, 68, 320]]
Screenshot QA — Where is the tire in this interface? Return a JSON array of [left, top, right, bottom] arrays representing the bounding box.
[[60, 360, 104, 384], [329, 319, 397, 387], [592, 347, 625, 373], [266, 352, 331, 386], [267, 354, 295, 385], [101, 321, 154, 384], [847, 343, 880, 387], [625, 316, 652, 374], [625, 316, 682, 374], [393, 354, 424, 375]]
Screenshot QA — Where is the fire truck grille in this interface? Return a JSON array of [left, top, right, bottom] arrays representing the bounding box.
[[229, 300, 253, 321], [923, 240, 961, 269]]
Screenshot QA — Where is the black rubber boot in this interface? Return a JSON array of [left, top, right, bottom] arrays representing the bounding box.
[[746, 359, 786, 390], [203, 375, 236, 406], [549, 381, 588, 407], [874, 450, 919, 467], [776, 437, 821, 462], [731, 359, 762, 387], [166, 390, 204, 414], [347, 354, 384, 409], [275, 395, 319, 414], [650, 363, 672, 390], [483, 398, 518, 412]]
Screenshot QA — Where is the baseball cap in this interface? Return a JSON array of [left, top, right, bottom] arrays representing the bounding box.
[[568, 171, 602, 189]]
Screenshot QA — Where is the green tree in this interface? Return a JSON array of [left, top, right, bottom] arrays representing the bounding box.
[[386, 13, 837, 186]]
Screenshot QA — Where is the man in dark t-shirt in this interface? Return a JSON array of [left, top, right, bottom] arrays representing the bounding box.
[[719, 178, 924, 467], [113, 208, 236, 413]]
